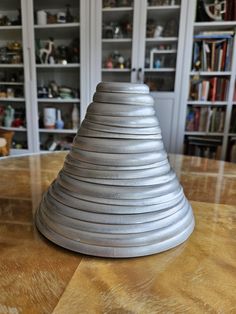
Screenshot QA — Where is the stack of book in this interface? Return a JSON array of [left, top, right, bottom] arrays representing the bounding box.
[[185, 136, 222, 160], [186, 107, 225, 133], [192, 32, 234, 72], [189, 77, 229, 101]]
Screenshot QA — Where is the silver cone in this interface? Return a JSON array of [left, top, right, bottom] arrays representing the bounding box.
[[35, 82, 195, 258]]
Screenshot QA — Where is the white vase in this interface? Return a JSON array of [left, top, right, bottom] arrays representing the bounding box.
[[37, 10, 47, 25], [72, 104, 79, 129], [44, 108, 56, 129]]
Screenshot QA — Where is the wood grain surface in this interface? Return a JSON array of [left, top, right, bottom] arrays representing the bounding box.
[[0, 152, 235, 313]]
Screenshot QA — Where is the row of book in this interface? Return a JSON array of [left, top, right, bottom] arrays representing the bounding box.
[[192, 32, 234, 72], [186, 107, 225, 133], [189, 77, 229, 102], [184, 136, 222, 160]]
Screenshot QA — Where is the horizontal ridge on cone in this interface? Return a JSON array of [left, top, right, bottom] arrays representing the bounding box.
[[48, 183, 185, 214], [69, 149, 167, 166], [87, 102, 156, 116], [44, 193, 187, 224], [96, 82, 149, 94], [63, 161, 171, 179], [80, 120, 161, 135], [35, 210, 194, 257], [78, 127, 162, 139], [85, 115, 159, 128], [73, 138, 164, 153], [52, 180, 184, 206], [93, 92, 154, 106], [56, 173, 180, 200], [65, 154, 169, 170], [39, 200, 190, 234], [60, 169, 176, 187]]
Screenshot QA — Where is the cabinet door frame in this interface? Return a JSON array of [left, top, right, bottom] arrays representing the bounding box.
[[22, 0, 40, 152]]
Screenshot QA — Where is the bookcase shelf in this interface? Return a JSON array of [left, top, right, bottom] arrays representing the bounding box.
[[185, 132, 224, 136], [39, 129, 77, 134], [194, 21, 236, 31], [190, 71, 232, 76], [0, 127, 27, 132], [102, 7, 133, 12], [187, 101, 227, 106], [34, 22, 80, 29], [37, 98, 80, 103]]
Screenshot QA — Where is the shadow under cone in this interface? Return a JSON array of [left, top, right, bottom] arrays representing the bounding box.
[[35, 82, 195, 258]]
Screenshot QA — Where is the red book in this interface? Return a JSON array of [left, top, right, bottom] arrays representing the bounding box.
[[194, 107, 200, 131], [210, 77, 217, 101]]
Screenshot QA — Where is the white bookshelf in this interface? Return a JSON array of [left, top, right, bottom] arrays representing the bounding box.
[[177, 0, 236, 161]]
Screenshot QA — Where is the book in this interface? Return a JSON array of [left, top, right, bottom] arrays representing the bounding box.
[[185, 108, 195, 131], [206, 107, 213, 132], [199, 107, 208, 131], [201, 80, 210, 101], [218, 109, 225, 132], [210, 77, 217, 101], [221, 40, 227, 71]]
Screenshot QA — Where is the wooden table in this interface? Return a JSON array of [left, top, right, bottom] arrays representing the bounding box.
[[0, 152, 235, 314]]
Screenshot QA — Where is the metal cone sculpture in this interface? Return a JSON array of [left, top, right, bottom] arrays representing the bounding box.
[[36, 82, 195, 258]]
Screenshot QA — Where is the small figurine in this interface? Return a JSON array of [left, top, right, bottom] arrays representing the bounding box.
[[57, 45, 68, 64], [163, 19, 178, 37], [146, 19, 156, 38], [118, 56, 125, 69], [105, 57, 113, 69], [39, 38, 54, 64], [66, 4, 74, 23], [154, 59, 161, 68], [154, 25, 163, 37], [4, 105, 14, 127], [103, 0, 116, 8], [103, 24, 114, 38], [113, 24, 123, 39]]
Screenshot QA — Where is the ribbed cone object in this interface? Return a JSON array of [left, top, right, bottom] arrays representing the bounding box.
[[35, 82, 195, 258]]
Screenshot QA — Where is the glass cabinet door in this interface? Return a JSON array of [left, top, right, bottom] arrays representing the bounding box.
[[143, 0, 181, 92], [0, 0, 29, 154], [32, 0, 80, 151], [101, 0, 135, 83]]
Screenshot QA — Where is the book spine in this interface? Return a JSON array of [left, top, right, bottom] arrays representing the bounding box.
[[221, 40, 227, 71]]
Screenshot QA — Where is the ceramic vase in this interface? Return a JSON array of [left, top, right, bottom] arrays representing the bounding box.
[[44, 107, 56, 129], [35, 82, 195, 258]]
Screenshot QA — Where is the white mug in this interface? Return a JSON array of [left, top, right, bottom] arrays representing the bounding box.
[[57, 12, 66, 23]]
